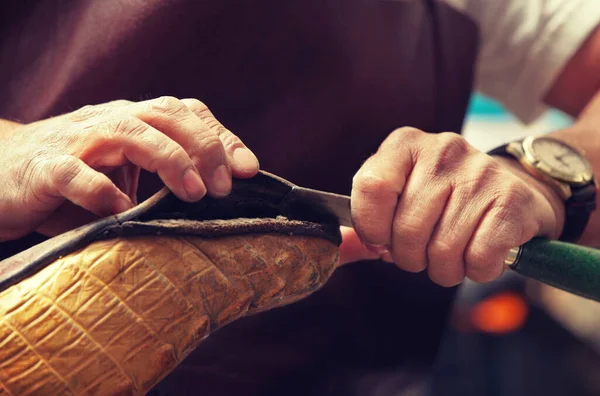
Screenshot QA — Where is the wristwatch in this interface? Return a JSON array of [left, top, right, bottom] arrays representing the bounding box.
[[488, 135, 597, 243]]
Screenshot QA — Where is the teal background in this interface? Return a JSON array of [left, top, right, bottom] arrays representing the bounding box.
[[467, 93, 573, 128], [468, 94, 509, 116]]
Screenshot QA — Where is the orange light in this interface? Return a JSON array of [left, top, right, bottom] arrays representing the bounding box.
[[469, 292, 529, 334]]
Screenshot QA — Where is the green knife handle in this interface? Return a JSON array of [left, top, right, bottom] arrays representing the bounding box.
[[510, 237, 600, 302]]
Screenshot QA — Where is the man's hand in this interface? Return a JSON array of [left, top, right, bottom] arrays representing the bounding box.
[[0, 97, 259, 241], [341, 127, 565, 287]]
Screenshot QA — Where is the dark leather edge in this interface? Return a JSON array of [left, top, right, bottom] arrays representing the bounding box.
[[0, 171, 342, 292], [103, 218, 342, 245]]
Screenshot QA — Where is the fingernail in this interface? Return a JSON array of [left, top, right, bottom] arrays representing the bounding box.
[[112, 198, 132, 214], [364, 243, 389, 255], [211, 164, 232, 196], [233, 148, 259, 173], [183, 168, 206, 200]]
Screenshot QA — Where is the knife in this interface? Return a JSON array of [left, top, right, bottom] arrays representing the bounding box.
[[240, 171, 600, 303]]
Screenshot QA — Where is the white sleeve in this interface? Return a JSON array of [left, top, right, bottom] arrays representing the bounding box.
[[443, 0, 600, 124]]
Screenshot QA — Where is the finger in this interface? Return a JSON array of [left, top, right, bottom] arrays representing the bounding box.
[[464, 183, 549, 283], [426, 157, 498, 286], [390, 164, 451, 273], [181, 98, 259, 178], [92, 117, 207, 202], [45, 155, 133, 217], [129, 96, 232, 197], [351, 143, 413, 249], [464, 206, 520, 283], [426, 192, 483, 286], [338, 227, 381, 266]]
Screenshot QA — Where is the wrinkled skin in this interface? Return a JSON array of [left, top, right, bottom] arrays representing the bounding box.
[[0, 97, 260, 241], [342, 127, 565, 286]]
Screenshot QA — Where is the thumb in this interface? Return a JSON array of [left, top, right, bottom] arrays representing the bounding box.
[[338, 226, 382, 266]]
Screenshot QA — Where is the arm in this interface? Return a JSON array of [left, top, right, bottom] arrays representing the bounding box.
[[544, 24, 600, 246], [340, 13, 600, 287], [0, 118, 21, 135]]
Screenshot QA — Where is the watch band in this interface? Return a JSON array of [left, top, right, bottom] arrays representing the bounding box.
[[487, 143, 511, 157], [487, 141, 596, 243], [562, 183, 596, 242]]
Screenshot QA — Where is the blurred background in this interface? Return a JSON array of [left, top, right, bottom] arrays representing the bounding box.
[[462, 94, 573, 152], [427, 95, 600, 396]]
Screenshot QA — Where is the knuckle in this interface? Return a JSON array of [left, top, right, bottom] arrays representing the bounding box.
[[108, 117, 148, 138], [460, 155, 501, 192], [50, 157, 81, 190], [219, 130, 244, 152], [187, 100, 225, 132], [151, 96, 189, 117], [183, 98, 208, 113], [86, 173, 114, 197], [196, 132, 225, 157], [352, 171, 391, 195], [165, 143, 188, 164], [68, 105, 101, 123], [428, 133, 469, 177], [390, 126, 423, 142], [384, 127, 423, 150], [204, 116, 226, 134], [151, 141, 188, 172]]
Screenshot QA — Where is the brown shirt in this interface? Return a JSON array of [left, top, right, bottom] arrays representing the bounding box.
[[0, 0, 478, 394]]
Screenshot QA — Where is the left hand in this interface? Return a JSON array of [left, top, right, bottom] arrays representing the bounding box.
[[339, 127, 565, 286]]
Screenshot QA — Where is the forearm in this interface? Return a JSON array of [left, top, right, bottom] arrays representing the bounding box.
[[547, 89, 600, 247]]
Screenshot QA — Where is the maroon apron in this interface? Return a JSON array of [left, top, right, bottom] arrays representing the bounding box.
[[0, 1, 478, 394]]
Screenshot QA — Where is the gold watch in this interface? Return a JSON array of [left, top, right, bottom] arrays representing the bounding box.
[[488, 135, 597, 242]]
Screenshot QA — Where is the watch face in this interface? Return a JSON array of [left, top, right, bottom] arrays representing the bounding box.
[[528, 137, 593, 183]]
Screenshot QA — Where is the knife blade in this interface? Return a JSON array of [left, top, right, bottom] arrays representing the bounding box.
[[286, 186, 353, 227], [228, 170, 353, 227]]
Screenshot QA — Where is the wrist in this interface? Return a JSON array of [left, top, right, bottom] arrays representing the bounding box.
[[493, 156, 566, 239], [0, 119, 22, 138]]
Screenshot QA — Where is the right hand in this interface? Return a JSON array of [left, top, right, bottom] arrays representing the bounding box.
[[0, 96, 259, 241]]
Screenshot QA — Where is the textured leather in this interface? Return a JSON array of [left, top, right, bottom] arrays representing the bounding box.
[[0, 233, 338, 395]]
